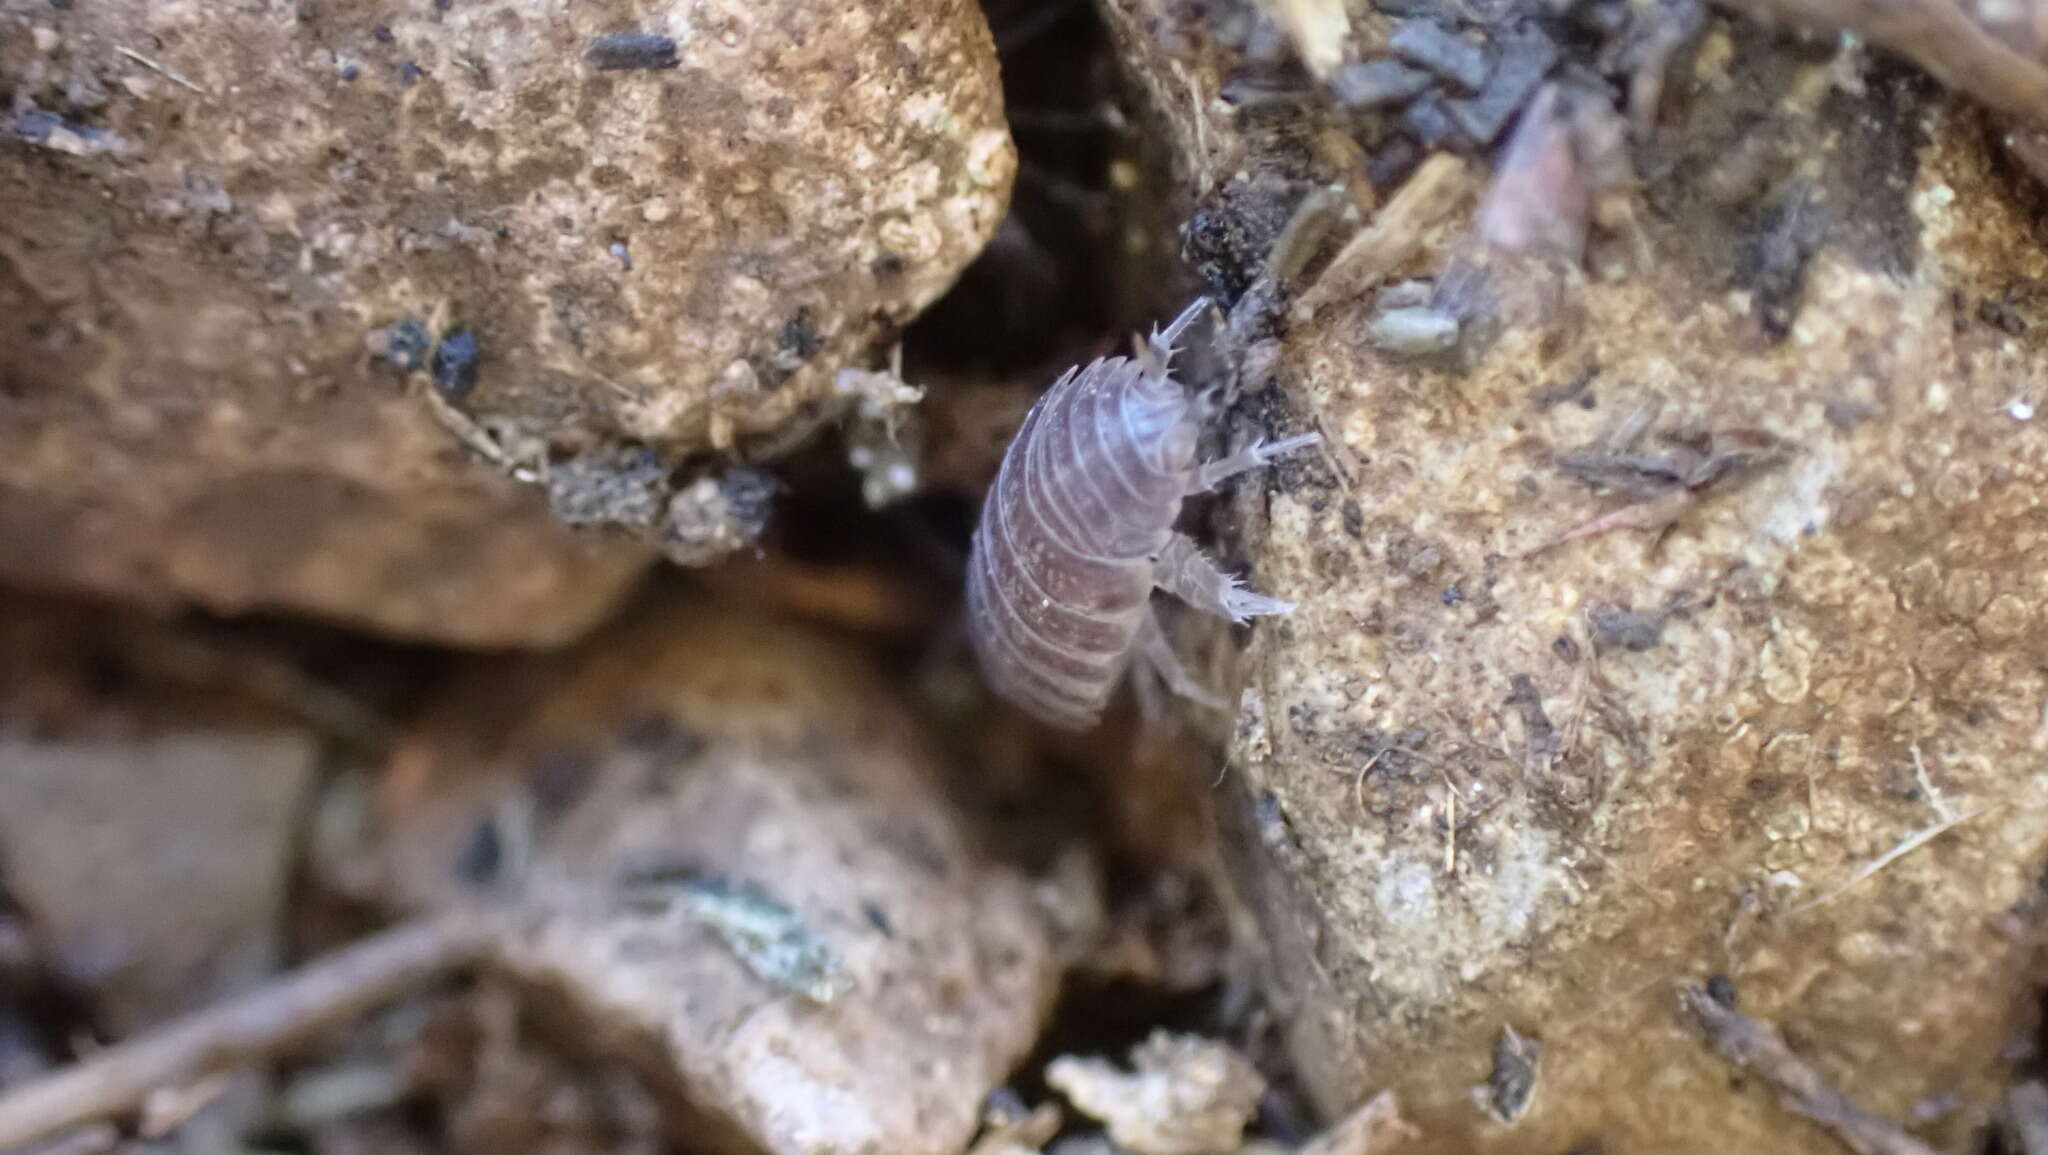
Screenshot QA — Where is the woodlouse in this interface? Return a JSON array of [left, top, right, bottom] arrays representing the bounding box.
[[966, 301, 1318, 729]]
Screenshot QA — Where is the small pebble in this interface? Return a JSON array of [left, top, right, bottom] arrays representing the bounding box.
[[337, 61, 360, 81], [610, 241, 632, 270], [2010, 397, 2036, 421], [1369, 306, 1460, 355], [1388, 19, 1491, 91], [1330, 59, 1433, 108], [1447, 25, 1558, 144], [1402, 92, 1461, 149]]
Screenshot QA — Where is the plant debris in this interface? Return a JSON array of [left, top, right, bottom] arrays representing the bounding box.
[[1548, 423, 1792, 549], [1681, 985, 1939, 1155], [1047, 1032, 1267, 1155], [0, 917, 495, 1149], [1475, 1025, 1543, 1124]]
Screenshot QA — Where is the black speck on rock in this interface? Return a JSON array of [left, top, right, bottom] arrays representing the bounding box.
[[586, 32, 681, 71], [1589, 603, 1664, 652], [777, 308, 825, 362], [431, 329, 481, 397], [1705, 973, 1738, 1007], [1182, 173, 1300, 306], [381, 317, 432, 372]]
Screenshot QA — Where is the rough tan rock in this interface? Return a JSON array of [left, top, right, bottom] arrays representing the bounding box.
[[0, 0, 1012, 643], [0, 604, 320, 1035], [350, 597, 1064, 1155], [1099, 1, 2048, 1150]]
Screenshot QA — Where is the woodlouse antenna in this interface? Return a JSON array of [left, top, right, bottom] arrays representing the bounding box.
[[1148, 298, 1211, 363]]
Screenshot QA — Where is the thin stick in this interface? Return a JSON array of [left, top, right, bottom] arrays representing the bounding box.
[[115, 47, 205, 94], [1908, 744, 1953, 821], [1786, 807, 1988, 917], [1711, 0, 2048, 132], [1443, 782, 1457, 875], [1681, 986, 1940, 1155], [0, 915, 494, 1150], [1293, 154, 1477, 320]]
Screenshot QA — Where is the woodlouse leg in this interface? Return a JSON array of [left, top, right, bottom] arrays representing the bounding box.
[[1130, 636, 1170, 724], [1154, 532, 1295, 623], [1135, 606, 1229, 712], [1187, 432, 1322, 494]]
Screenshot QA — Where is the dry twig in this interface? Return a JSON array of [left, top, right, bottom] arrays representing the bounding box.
[[1786, 807, 1987, 916], [1712, 0, 2048, 131], [1258, 0, 1350, 79], [1680, 986, 1940, 1155], [1293, 154, 1477, 320], [115, 46, 205, 94], [0, 915, 495, 1150]]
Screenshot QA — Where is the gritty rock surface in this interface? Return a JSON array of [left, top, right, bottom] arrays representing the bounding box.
[[1102, 0, 2048, 1150], [0, 0, 1012, 642], [358, 597, 1062, 1155], [1241, 85, 2046, 1155]]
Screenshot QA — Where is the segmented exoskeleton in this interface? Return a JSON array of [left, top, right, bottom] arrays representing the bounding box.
[[965, 302, 1319, 729]]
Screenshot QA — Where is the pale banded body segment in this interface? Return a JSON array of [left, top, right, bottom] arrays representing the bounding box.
[[966, 301, 1320, 730]]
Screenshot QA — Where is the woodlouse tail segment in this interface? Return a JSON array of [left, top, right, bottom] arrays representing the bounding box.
[[1155, 532, 1296, 624], [1188, 431, 1322, 494]]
